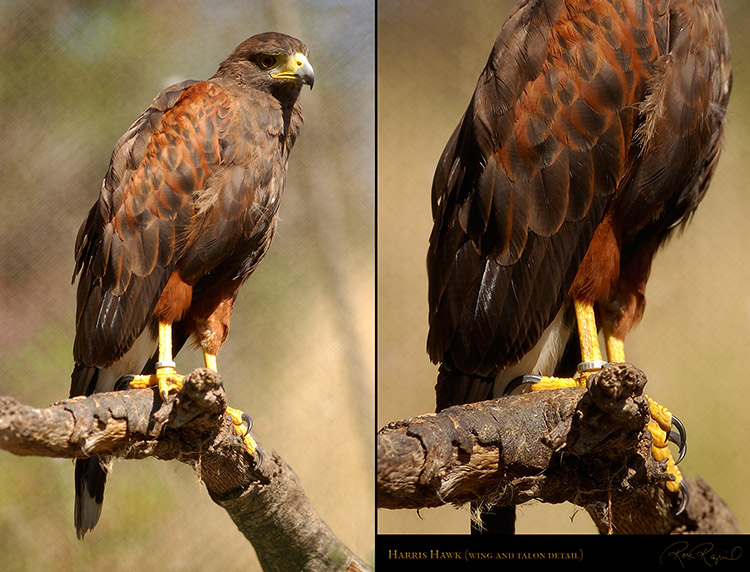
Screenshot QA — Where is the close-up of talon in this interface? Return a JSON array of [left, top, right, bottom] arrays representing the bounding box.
[[503, 374, 542, 395], [669, 415, 687, 464], [226, 406, 258, 456], [675, 481, 690, 516], [253, 448, 265, 471], [644, 396, 687, 503], [241, 412, 254, 436], [114, 374, 136, 391]]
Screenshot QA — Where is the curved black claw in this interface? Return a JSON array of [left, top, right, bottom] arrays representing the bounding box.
[[675, 480, 689, 516], [115, 374, 136, 391], [669, 415, 687, 465], [240, 411, 254, 436], [253, 446, 265, 471], [504, 374, 542, 396]]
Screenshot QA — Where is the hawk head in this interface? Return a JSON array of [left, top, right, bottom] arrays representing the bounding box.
[[218, 32, 315, 97]]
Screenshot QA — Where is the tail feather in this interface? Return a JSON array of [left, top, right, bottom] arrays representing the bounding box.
[[74, 456, 109, 540], [434, 364, 495, 412], [69, 324, 166, 538], [71, 364, 112, 540], [69, 363, 97, 398], [472, 504, 516, 535]]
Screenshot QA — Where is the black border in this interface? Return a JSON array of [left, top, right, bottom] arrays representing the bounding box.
[[375, 533, 748, 570]]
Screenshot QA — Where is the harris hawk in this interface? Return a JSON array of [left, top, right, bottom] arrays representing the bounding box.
[[427, 0, 731, 533], [69, 32, 314, 539]]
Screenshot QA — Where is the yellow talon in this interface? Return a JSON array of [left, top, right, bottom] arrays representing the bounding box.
[[124, 325, 260, 457], [529, 376, 582, 391], [648, 396, 673, 433], [154, 367, 184, 399], [654, 443, 683, 493], [129, 366, 184, 399], [604, 327, 684, 495], [528, 301, 686, 501], [128, 321, 184, 399], [226, 406, 258, 455], [664, 459, 683, 493], [648, 420, 669, 448], [646, 398, 684, 494], [201, 351, 258, 456]]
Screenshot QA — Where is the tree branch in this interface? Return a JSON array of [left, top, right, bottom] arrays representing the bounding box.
[[377, 363, 740, 534], [0, 368, 371, 572]]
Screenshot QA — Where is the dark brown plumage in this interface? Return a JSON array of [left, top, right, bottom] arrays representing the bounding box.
[[69, 32, 313, 539], [427, 0, 731, 532]]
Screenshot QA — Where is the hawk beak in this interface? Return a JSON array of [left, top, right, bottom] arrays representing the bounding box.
[[272, 53, 315, 89]]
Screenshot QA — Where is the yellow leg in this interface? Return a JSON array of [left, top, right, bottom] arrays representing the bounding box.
[[575, 301, 602, 364], [531, 300, 603, 391], [129, 322, 184, 399], [604, 331, 626, 363], [202, 349, 257, 456], [204, 351, 217, 372]]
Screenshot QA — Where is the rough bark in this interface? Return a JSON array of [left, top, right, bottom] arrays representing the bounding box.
[[0, 368, 371, 572], [377, 363, 740, 534]]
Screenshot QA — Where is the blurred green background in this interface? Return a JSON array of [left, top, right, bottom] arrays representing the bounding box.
[[378, 0, 750, 534], [0, 1, 373, 570]]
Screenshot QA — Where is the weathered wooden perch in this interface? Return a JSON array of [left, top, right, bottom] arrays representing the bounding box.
[[0, 368, 371, 572], [377, 363, 740, 534]]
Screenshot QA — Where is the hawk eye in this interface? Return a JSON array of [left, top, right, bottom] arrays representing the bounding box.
[[258, 54, 277, 69]]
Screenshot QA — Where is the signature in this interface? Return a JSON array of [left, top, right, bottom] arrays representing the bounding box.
[[660, 541, 742, 567]]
